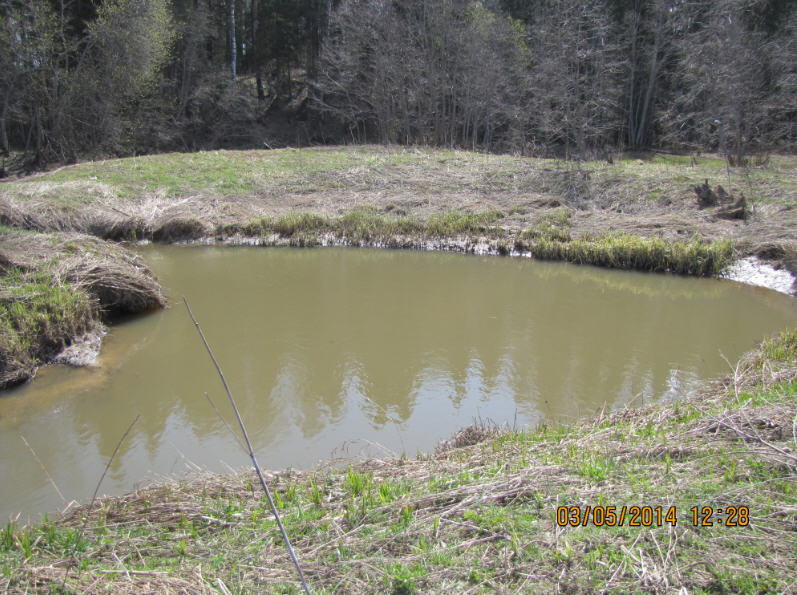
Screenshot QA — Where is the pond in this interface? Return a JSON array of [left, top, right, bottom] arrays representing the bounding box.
[[1, 246, 795, 522]]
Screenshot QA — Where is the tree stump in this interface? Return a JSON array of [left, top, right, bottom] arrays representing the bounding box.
[[716, 195, 747, 219], [693, 179, 746, 219], [694, 179, 718, 207]]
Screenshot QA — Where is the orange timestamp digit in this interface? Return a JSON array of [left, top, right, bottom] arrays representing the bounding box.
[[690, 506, 749, 527]]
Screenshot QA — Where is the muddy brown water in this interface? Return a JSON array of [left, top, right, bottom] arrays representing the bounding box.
[[2, 246, 796, 522]]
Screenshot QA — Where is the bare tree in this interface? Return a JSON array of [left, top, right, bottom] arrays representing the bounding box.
[[312, 0, 526, 150], [621, 0, 674, 149], [457, 2, 527, 151], [0, 0, 173, 163], [662, 0, 771, 162], [229, 0, 237, 80], [767, 10, 797, 151], [526, 0, 624, 158]]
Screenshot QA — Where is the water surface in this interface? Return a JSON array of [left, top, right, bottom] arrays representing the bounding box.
[[1, 246, 795, 522]]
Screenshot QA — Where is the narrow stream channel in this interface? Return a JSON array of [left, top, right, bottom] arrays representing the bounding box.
[[1, 246, 795, 522]]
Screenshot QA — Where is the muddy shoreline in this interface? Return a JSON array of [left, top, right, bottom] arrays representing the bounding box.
[[1, 225, 792, 391], [1, 147, 795, 389]]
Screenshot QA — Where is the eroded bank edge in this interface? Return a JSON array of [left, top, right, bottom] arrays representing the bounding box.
[[0, 214, 793, 391]]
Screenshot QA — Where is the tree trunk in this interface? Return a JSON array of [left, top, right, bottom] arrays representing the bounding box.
[[252, 0, 265, 101], [33, 105, 44, 165], [256, 74, 265, 102], [0, 89, 9, 155], [634, 5, 664, 148], [229, 0, 237, 80], [625, 5, 640, 147], [734, 104, 745, 166]]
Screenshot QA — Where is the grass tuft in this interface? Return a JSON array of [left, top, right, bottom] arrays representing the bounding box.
[[762, 328, 797, 363], [424, 209, 503, 237], [234, 208, 504, 243], [518, 232, 734, 276], [0, 268, 95, 387], [520, 207, 572, 242]]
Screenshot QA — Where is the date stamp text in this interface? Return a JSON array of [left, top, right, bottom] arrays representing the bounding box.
[[555, 505, 750, 528]]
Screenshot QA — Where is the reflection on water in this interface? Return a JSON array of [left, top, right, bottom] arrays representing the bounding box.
[[1, 246, 795, 522]]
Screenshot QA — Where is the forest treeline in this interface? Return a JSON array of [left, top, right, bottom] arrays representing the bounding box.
[[1, 0, 795, 168]]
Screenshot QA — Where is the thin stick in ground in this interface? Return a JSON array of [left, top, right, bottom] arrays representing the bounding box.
[[63, 414, 140, 588], [183, 296, 311, 595], [20, 434, 66, 505]]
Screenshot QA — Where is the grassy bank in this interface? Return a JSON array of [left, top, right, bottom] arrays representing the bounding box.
[[0, 147, 788, 400], [1, 146, 795, 271], [221, 207, 503, 243], [0, 228, 167, 389], [0, 265, 95, 387], [3, 148, 795, 210], [219, 207, 735, 276], [516, 209, 734, 276], [1, 331, 795, 592]]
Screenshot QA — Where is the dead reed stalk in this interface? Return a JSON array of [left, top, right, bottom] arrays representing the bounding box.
[[183, 297, 311, 595]]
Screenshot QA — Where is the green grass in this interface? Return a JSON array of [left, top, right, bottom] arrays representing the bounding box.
[[1, 331, 795, 592], [3, 146, 794, 278], [226, 207, 505, 242], [7, 148, 435, 201], [226, 207, 735, 275], [518, 231, 734, 276], [5, 146, 794, 208], [424, 208, 503, 236], [520, 207, 572, 242], [762, 328, 797, 363], [0, 268, 95, 386]]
